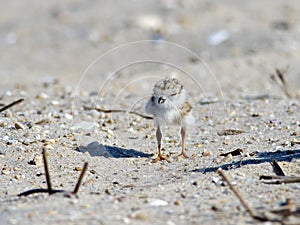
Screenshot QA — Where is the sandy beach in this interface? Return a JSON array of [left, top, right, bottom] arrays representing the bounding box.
[[0, 1, 300, 224]]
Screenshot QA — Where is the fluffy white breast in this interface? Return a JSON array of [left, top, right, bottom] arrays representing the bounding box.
[[145, 78, 192, 127]]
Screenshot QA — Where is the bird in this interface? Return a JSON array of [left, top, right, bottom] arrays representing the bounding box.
[[145, 78, 194, 161]]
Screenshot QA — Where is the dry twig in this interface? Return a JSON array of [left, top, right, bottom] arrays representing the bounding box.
[[260, 159, 300, 184], [217, 168, 257, 218], [271, 159, 285, 176], [260, 175, 300, 184], [43, 149, 53, 194], [0, 98, 24, 113], [270, 68, 292, 98], [217, 129, 246, 136], [18, 149, 88, 197], [73, 162, 88, 194], [217, 168, 300, 223], [84, 106, 153, 120], [35, 119, 51, 125]]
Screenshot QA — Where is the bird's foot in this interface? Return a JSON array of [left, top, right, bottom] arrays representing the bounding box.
[[176, 152, 189, 160], [152, 154, 169, 163]]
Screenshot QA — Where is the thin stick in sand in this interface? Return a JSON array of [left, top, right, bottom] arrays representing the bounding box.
[[0, 98, 24, 113], [73, 162, 88, 194], [217, 168, 257, 218], [43, 149, 53, 194]]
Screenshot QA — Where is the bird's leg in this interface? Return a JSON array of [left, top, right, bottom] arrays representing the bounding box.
[[177, 127, 189, 158], [152, 126, 168, 162]]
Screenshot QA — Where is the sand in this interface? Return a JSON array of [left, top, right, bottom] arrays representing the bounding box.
[[0, 1, 300, 224]]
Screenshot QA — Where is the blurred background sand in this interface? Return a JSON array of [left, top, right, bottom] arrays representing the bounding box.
[[1, 0, 300, 96], [1, 2, 300, 224]]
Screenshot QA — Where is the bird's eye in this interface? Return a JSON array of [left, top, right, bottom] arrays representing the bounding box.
[[158, 97, 166, 104]]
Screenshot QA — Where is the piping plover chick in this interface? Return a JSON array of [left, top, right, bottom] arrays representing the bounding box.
[[145, 78, 194, 161]]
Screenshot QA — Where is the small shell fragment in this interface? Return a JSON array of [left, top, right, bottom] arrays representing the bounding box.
[[135, 15, 164, 31], [15, 122, 25, 130], [75, 166, 83, 171], [32, 155, 43, 166], [149, 199, 168, 206], [1, 170, 10, 175], [43, 145, 54, 150], [134, 213, 148, 221], [224, 154, 233, 162], [174, 200, 183, 205], [202, 149, 212, 156]]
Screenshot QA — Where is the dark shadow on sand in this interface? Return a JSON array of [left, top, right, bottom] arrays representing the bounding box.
[[193, 149, 300, 173], [76, 141, 151, 158]]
